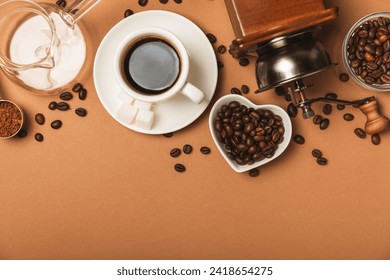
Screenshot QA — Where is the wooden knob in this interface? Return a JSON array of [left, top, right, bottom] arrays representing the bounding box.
[[359, 98, 389, 135]]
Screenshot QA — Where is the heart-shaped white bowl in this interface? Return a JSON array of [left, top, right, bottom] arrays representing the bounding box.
[[209, 94, 292, 173]]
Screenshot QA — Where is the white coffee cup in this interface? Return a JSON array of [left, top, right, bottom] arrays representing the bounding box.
[[114, 27, 205, 105]]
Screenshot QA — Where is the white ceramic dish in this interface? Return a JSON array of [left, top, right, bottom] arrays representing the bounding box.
[[209, 95, 292, 173], [93, 10, 218, 134]]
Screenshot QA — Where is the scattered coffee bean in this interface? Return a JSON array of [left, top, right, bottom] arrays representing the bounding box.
[[287, 103, 297, 118], [159, 0, 168, 4], [275, 86, 286, 96], [217, 61, 224, 69], [57, 102, 70, 111], [173, 0, 182, 3], [317, 157, 328, 165], [241, 85, 250, 94], [325, 92, 337, 99], [138, 0, 148, 7], [339, 72, 350, 82], [35, 133, 44, 142], [238, 57, 250, 66], [354, 127, 366, 138], [48, 101, 57, 110], [293, 134, 305, 145], [124, 9, 134, 18], [170, 148, 181, 158], [283, 92, 292, 102], [56, 0, 66, 8], [319, 118, 330, 130], [174, 163, 186, 173], [59, 91, 73, 101], [163, 132, 173, 138], [230, 87, 241, 95], [217, 45, 227, 54], [206, 33, 217, 44], [51, 120, 63, 129], [183, 144, 193, 154], [72, 83, 83, 93], [312, 149, 322, 158], [200, 146, 211, 154], [313, 115, 323, 125], [343, 113, 354, 121], [248, 168, 260, 177], [79, 88, 87, 100], [371, 133, 380, 145], [17, 128, 28, 138], [75, 108, 87, 117], [323, 104, 332, 115], [35, 113, 45, 125], [337, 104, 346, 110]]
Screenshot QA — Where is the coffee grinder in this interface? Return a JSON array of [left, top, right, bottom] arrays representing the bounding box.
[[224, 0, 389, 135]]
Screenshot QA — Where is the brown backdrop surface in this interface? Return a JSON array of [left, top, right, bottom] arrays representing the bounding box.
[[1, 0, 390, 260]]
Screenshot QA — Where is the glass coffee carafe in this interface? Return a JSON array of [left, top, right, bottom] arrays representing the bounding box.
[[0, 0, 101, 93]]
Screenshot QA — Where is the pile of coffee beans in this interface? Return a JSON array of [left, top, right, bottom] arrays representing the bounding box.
[[33, 82, 88, 142], [346, 16, 390, 86], [169, 144, 211, 173], [213, 101, 285, 166]]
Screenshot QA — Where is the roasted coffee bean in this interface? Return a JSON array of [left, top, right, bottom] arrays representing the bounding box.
[[138, 0, 148, 6], [274, 86, 285, 96], [48, 101, 57, 110], [17, 128, 28, 138], [35, 133, 44, 142], [79, 88, 87, 100], [159, 0, 168, 3], [35, 113, 45, 125], [124, 9, 134, 17], [313, 115, 323, 125], [56, 0, 66, 8], [206, 33, 217, 44], [343, 113, 354, 121], [217, 61, 224, 69], [371, 134, 380, 145], [59, 91, 73, 101], [323, 104, 332, 115], [312, 149, 322, 158], [231, 87, 241, 95], [72, 83, 83, 93], [173, 0, 182, 3], [174, 163, 185, 173], [248, 168, 260, 177], [354, 127, 366, 138], [337, 104, 346, 110], [241, 85, 250, 94], [339, 72, 350, 82], [183, 144, 193, 154], [319, 118, 330, 130], [163, 132, 173, 138], [238, 57, 250, 66], [283, 92, 292, 102], [51, 120, 63, 129], [287, 103, 297, 118], [200, 146, 211, 154], [57, 102, 70, 111], [293, 134, 305, 145], [217, 45, 227, 54], [75, 108, 87, 117], [325, 92, 337, 99], [170, 148, 181, 158], [316, 157, 328, 166]]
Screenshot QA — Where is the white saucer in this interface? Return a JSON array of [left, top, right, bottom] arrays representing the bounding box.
[[93, 10, 218, 134]]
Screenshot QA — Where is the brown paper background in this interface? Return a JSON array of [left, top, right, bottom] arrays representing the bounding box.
[[1, 0, 390, 260]]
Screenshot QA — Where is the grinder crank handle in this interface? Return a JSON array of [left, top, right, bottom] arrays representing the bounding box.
[[359, 98, 389, 135]]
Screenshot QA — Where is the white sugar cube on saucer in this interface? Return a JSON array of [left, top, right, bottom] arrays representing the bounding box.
[[118, 91, 135, 104], [135, 109, 154, 130], [116, 103, 138, 124], [133, 100, 153, 110]]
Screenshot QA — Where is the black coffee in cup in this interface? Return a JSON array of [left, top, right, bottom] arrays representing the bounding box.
[[122, 37, 181, 95]]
